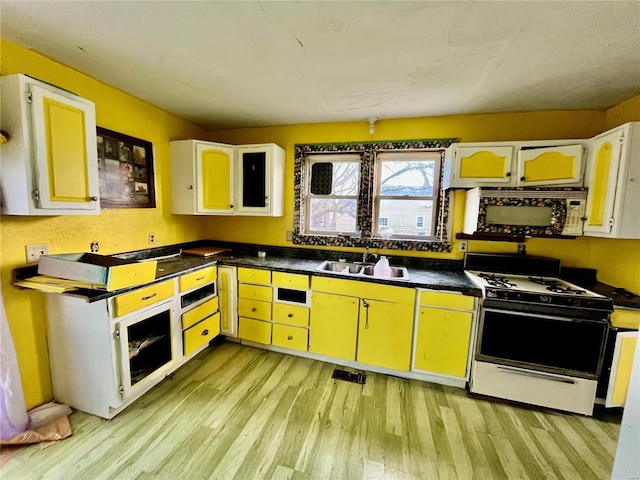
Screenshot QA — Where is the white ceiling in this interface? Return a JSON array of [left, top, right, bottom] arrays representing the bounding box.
[[2, 1, 639, 130]]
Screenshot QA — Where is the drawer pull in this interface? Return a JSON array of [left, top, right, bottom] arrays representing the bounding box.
[[141, 293, 157, 301], [201, 329, 209, 336], [496, 366, 575, 384], [252, 307, 257, 312], [288, 313, 294, 318], [196, 276, 205, 281], [287, 335, 293, 340]]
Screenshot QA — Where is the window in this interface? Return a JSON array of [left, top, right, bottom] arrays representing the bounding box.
[[305, 154, 360, 235], [374, 152, 441, 238], [293, 139, 455, 252]]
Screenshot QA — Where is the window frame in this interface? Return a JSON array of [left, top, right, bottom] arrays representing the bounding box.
[[373, 151, 442, 240], [293, 138, 457, 253]]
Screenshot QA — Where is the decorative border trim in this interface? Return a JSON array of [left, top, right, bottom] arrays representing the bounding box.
[[293, 139, 457, 253]]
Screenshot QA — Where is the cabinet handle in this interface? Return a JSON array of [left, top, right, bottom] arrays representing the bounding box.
[[89, 196, 98, 201], [287, 335, 293, 340], [581, 217, 587, 221], [230, 204, 234, 208], [520, 176, 526, 181], [187, 185, 193, 190], [201, 329, 209, 336], [288, 313, 294, 318], [141, 293, 157, 301], [505, 172, 511, 177], [196, 276, 205, 281], [251, 307, 257, 312], [362, 299, 369, 329]]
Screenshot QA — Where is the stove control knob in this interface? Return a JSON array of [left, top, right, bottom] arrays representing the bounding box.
[[487, 291, 497, 298], [569, 298, 581, 307], [540, 295, 551, 303]]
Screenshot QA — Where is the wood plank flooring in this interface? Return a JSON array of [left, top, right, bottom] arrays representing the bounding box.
[[1, 341, 622, 479]]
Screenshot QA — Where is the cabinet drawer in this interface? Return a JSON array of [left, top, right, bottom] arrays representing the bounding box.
[[238, 317, 272, 345], [272, 272, 309, 290], [183, 313, 220, 356], [238, 267, 271, 285], [311, 276, 414, 304], [239, 283, 272, 302], [419, 291, 476, 311], [272, 324, 308, 352], [114, 280, 174, 317], [182, 297, 219, 330], [238, 298, 271, 321], [179, 266, 217, 292], [272, 303, 309, 327]]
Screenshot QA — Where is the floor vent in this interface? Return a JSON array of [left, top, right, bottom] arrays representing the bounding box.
[[332, 369, 366, 385]]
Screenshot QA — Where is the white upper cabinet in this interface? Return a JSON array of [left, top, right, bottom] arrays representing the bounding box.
[[170, 140, 284, 217], [236, 143, 284, 217], [583, 122, 640, 239], [1, 74, 100, 215], [445, 140, 585, 188], [170, 140, 236, 215]]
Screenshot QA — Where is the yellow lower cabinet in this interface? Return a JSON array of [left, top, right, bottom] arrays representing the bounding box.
[[309, 292, 359, 361], [238, 317, 272, 345], [356, 299, 414, 371], [183, 313, 220, 356], [237, 298, 271, 321], [414, 306, 473, 378], [272, 324, 308, 352]]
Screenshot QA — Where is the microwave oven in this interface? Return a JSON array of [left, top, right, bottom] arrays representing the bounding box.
[[463, 187, 588, 237]]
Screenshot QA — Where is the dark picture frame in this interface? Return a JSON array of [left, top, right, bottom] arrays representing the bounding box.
[[96, 127, 156, 208]]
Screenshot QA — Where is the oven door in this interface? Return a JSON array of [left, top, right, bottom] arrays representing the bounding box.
[[476, 308, 608, 379]]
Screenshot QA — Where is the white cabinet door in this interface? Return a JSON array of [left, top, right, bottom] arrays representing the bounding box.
[[517, 144, 584, 186], [236, 143, 284, 216], [605, 331, 638, 408], [584, 122, 640, 238], [448, 145, 514, 187], [0, 74, 99, 215]]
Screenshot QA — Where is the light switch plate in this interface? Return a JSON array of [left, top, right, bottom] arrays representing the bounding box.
[[25, 244, 49, 263]]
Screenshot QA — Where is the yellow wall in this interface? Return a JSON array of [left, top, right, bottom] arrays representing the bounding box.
[[0, 39, 211, 408]]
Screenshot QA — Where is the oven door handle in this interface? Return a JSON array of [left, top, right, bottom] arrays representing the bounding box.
[[481, 308, 606, 324], [496, 366, 576, 384]]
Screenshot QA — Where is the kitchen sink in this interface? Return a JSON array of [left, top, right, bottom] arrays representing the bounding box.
[[315, 260, 409, 281]]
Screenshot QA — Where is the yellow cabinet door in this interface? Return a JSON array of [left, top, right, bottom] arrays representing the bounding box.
[[182, 297, 219, 330], [605, 331, 638, 407], [238, 317, 272, 345], [309, 292, 359, 361], [517, 144, 583, 185], [453, 146, 513, 185], [238, 283, 272, 302], [196, 143, 234, 213], [238, 298, 271, 321], [272, 303, 309, 327], [414, 307, 473, 378], [357, 299, 413, 371], [238, 267, 271, 285], [272, 271, 309, 290], [272, 324, 308, 352], [30, 84, 99, 211], [179, 266, 217, 292], [183, 313, 220, 356], [418, 291, 475, 311], [584, 129, 622, 234]]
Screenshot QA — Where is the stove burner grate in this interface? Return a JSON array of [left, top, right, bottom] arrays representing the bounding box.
[[529, 277, 587, 295], [479, 273, 517, 289]]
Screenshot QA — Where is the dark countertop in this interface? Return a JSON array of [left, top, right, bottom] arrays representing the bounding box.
[[562, 267, 640, 310]]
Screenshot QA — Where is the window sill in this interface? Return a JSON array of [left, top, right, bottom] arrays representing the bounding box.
[[292, 233, 452, 253]]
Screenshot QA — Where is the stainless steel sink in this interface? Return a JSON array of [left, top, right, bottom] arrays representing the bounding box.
[[316, 260, 409, 281]]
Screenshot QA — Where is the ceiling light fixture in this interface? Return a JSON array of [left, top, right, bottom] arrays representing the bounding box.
[[367, 117, 378, 135]]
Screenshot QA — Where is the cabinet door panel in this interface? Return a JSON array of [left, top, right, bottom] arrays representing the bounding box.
[[183, 313, 220, 356], [585, 131, 622, 233], [309, 292, 358, 361], [182, 297, 219, 330], [455, 146, 513, 185], [273, 303, 309, 327], [272, 324, 308, 352], [197, 145, 233, 212], [357, 299, 413, 371], [238, 298, 271, 321], [414, 307, 473, 378], [238, 317, 272, 344], [30, 85, 99, 211], [518, 145, 583, 185], [605, 332, 638, 407], [179, 266, 217, 292], [241, 151, 267, 208]]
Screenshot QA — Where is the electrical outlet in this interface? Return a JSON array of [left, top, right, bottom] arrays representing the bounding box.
[[459, 240, 468, 252], [90, 242, 99, 253], [286, 230, 293, 241], [25, 244, 49, 263], [149, 233, 156, 244]]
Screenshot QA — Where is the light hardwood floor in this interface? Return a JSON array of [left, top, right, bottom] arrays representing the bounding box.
[[1, 341, 622, 479]]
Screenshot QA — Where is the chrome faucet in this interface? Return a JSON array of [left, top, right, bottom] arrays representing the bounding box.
[[362, 246, 379, 264]]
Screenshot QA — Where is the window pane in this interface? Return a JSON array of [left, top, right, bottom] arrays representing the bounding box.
[[331, 162, 360, 195], [380, 160, 435, 196], [378, 199, 433, 236], [309, 198, 357, 232]]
